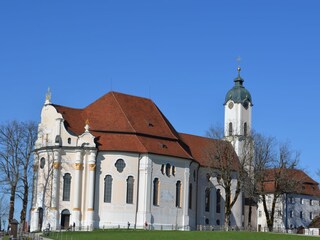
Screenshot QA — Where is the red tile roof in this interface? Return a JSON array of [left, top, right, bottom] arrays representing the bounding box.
[[53, 91, 239, 167], [261, 168, 320, 197], [180, 133, 240, 170]]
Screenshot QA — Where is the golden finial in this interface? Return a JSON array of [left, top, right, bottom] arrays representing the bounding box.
[[45, 87, 52, 105], [84, 119, 90, 132], [236, 56, 242, 77], [46, 87, 51, 100]]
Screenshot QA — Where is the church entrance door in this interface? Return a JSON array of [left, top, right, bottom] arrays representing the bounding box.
[[61, 209, 71, 229]]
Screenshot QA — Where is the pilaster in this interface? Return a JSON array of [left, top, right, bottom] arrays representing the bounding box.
[[86, 150, 97, 227], [136, 155, 152, 228], [51, 149, 61, 230], [73, 149, 83, 227], [182, 166, 190, 229]]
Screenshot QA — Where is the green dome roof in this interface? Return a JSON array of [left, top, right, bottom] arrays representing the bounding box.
[[224, 68, 252, 107]]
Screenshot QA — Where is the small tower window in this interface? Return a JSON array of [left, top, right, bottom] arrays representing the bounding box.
[[228, 122, 233, 136], [40, 157, 45, 169], [244, 122, 247, 136]]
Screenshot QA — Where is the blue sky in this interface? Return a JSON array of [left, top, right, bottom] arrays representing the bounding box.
[[0, 1, 319, 182]]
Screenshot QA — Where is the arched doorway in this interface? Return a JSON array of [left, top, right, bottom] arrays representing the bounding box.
[[61, 209, 70, 229], [38, 208, 43, 231]]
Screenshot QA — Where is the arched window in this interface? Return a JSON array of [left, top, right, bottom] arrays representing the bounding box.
[[228, 122, 233, 136], [153, 178, 160, 206], [172, 166, 176, 176], [244, 122, 247, 136], [40, 157, 45, 169], [166, 163, 171, 177], [216, 189, 221, 213], [126, 176, 134, 204], [63, 173, 71, 201], [176, 181, 182, 208], [104, 175, 113, 203], [161, 164, 164, 174], [205, 188, 210, 212], [188, 184, 192, 209]]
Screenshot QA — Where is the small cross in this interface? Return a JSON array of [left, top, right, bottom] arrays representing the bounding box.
[[236, 56, 242, 76], [236, 56, 241, 67]]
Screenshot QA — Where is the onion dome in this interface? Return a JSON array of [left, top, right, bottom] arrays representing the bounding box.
[[224, 67, 252, 108]]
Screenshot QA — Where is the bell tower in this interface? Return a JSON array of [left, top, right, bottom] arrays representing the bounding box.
[[224, 67, 253, 158]]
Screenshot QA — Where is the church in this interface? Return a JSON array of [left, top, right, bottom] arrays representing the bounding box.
[[30, 69, 252, 231]]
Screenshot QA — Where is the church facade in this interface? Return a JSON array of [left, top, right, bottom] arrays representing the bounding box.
[[30, 70, 252, 232]]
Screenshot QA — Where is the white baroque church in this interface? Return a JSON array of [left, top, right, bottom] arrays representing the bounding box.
[[30, 69, 253, 231]]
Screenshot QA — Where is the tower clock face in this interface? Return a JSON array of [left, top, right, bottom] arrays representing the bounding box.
[[228, 102, 234, 109]]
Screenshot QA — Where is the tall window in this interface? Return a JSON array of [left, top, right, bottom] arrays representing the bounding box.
[[153, 178, 160, 206], [205, 188, 210, 212], [289, 210, 293, 218], [310, 212, 313, 220], [228, 122, 233, 136], [63, 173, 71, 201], [244, 122, 247, 136], [126, 176, 134, 204], [216, 189, 221, 213], [176, 181, 182, 208], [188, 184, 192, 209], [300, 211, 303, 219], [104, 175, 113, 203], [310, 199, 313, 206]]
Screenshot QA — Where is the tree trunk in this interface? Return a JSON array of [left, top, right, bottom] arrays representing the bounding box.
[[224, 185, 231, 231], [8, 184, 17, 226], [248, 198, 252, 228], [20, 182, 29, 232]]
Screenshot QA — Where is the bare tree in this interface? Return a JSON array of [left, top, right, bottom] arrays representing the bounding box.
[[0, 121, 37, 228], [254, 134, 300, 232], [206, 126, 246, 231], [16, 122, 37, 231]]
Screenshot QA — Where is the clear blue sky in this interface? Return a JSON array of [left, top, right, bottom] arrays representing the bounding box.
[[0, 1, 319, 181]]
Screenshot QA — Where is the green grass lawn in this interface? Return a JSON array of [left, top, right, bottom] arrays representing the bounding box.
[[43, 230, 319, 240]]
